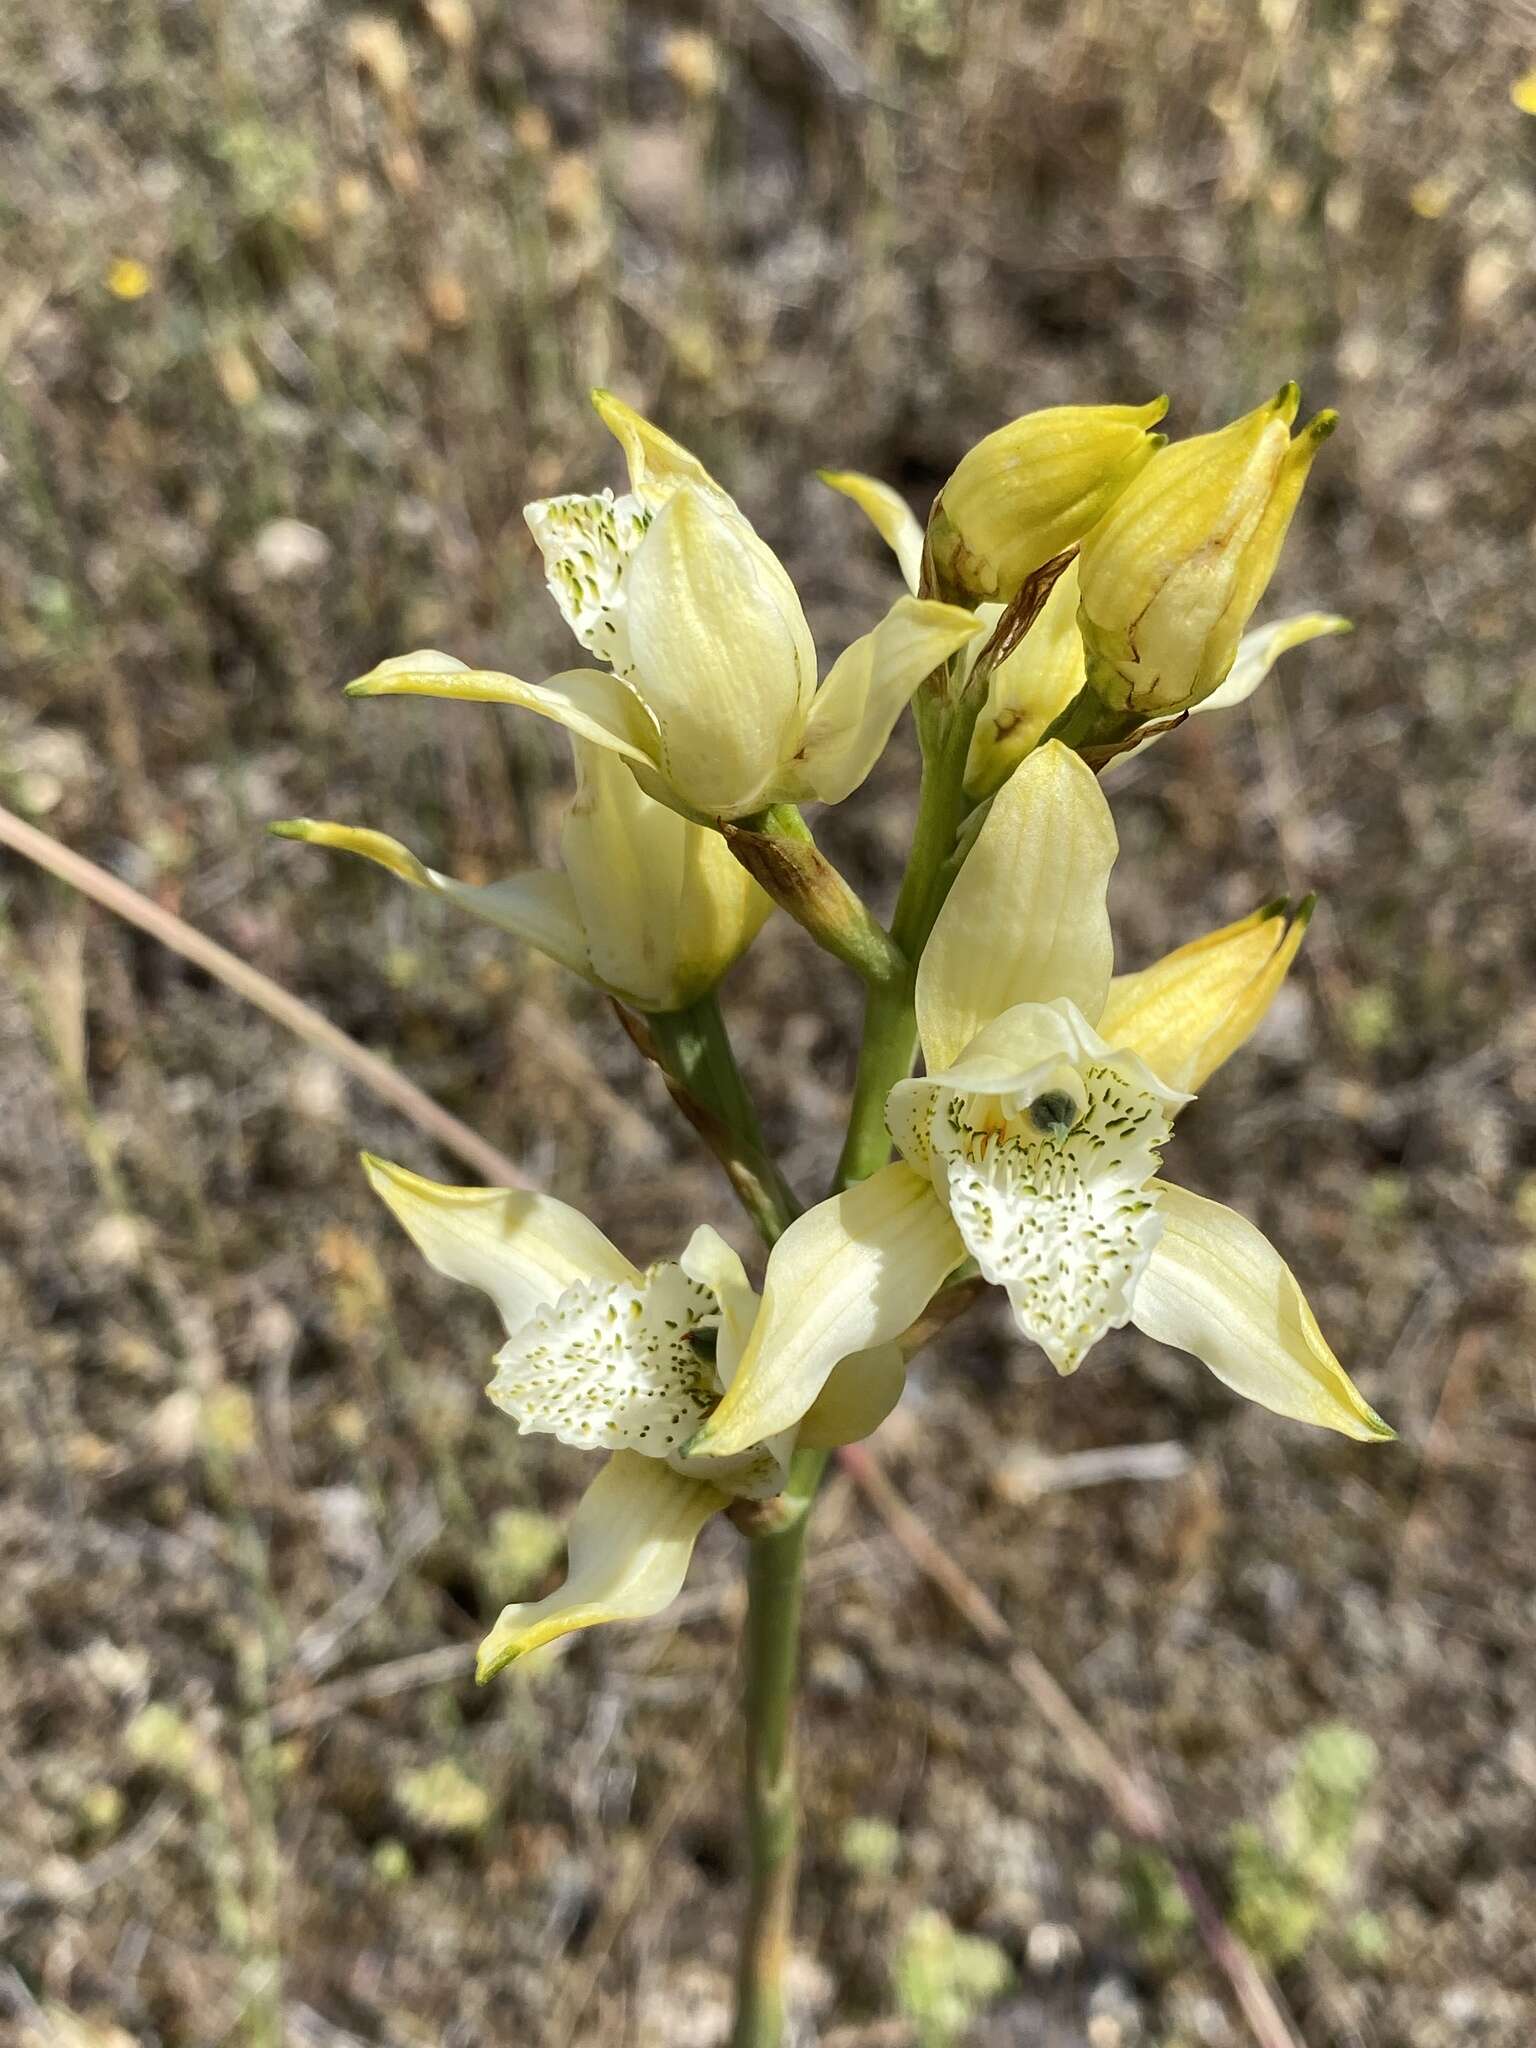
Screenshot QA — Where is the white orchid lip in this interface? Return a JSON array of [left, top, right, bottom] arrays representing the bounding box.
[[485, 1257, 790, 1499], [524, 488, 654, 670], [891, 999, 1190, 1374], [488, 1260, 720, 1456]]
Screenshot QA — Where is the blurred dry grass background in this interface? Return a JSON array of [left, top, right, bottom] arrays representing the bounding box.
[[2, 2, 1535, 2044]]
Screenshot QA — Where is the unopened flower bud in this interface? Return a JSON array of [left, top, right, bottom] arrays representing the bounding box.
[[1077, 385, 1337, 716], [931, 399, 1168, 603], [962, 562, 1088, 799]]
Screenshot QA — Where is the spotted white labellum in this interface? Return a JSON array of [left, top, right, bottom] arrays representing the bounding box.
[[893, 1000, 1185, 1371], [488, 1261, 720, 1457], [487, 1249, 787, 1500], [524, 489, 654, 672]]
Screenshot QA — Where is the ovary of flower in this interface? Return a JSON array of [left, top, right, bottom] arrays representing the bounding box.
[[363, 1157, 929, 1673], [343, 392, 983, 823], [695, 745, 1392, 1454], [271, 733, 771, 1013]]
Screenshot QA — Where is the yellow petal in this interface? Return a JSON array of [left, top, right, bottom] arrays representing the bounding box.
[[271, 818, 593, 983], [684, 1163, 966, 1457], [671, 1224, 795, 1496], [1202, 414, 1337, 693], [912, 995, 1184, 1110], [789, 596, 983, 805], [1077, 386, 1332, 712], [818, 469, 925, 593], [962, 560, 1087, 799], [590, 388, 728, 506], [677, 1224, 758, 1386], [362, 1154, 636, 1334], [916, 741, 1117, 1071], [1192, 612, 1351, 718], [934, 399, 1168, 601], [270, 819, 432, 888], [1097, 898, 1312, 1092], [1132, 1183, 1394, 1441], [477, 1452, 726, 1678], [795, 1342, 906, 1448], [559, 743, 769, 1008], [622, 487, 815, 816], [346, 652, 661, 776]]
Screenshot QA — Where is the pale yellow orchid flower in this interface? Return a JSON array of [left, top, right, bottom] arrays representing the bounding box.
[[1077, 384, 1338, 716], [364, 1157, 947, 1674], [274, 733, 770, 1013], [345, 393, 982, 822], [694, 745, 1392, 1451]]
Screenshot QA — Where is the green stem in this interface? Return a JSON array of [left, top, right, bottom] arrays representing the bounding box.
[[646, 992, 799, 1243], [643, 996, 821, 2047], [732, 1445, 826, 2048], [729, 671, 986, 2042], [674, 679, 986, 2044], [835, 693, 975, 1188], [651, 989, 770, 1156]]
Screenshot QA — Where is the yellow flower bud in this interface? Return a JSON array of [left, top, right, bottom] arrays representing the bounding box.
[[962, 561, 1088, 799], [1076, 385, 1337, 716], [932, 399, 1168, 603]]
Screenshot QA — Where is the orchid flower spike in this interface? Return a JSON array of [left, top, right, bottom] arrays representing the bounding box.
[[696, 745, 1392, 1454], [273, 733, 770, 1014], [364, 1158, 945, 1674], [344, 393, 982, 823]]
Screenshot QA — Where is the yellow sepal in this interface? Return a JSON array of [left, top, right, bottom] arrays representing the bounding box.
[[1098, 897, 1313, 1092], [478, 1453, 726, 1679]]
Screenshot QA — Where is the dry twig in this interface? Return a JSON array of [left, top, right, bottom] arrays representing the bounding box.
[[0, 800, 528, 1190]]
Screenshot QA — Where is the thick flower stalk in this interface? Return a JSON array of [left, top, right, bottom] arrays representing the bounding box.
[[273, 733, 770, 1013], [363, 1156, 956, 1675], [692, 744, 1392, 1456], [344, 393, 982, 824]]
